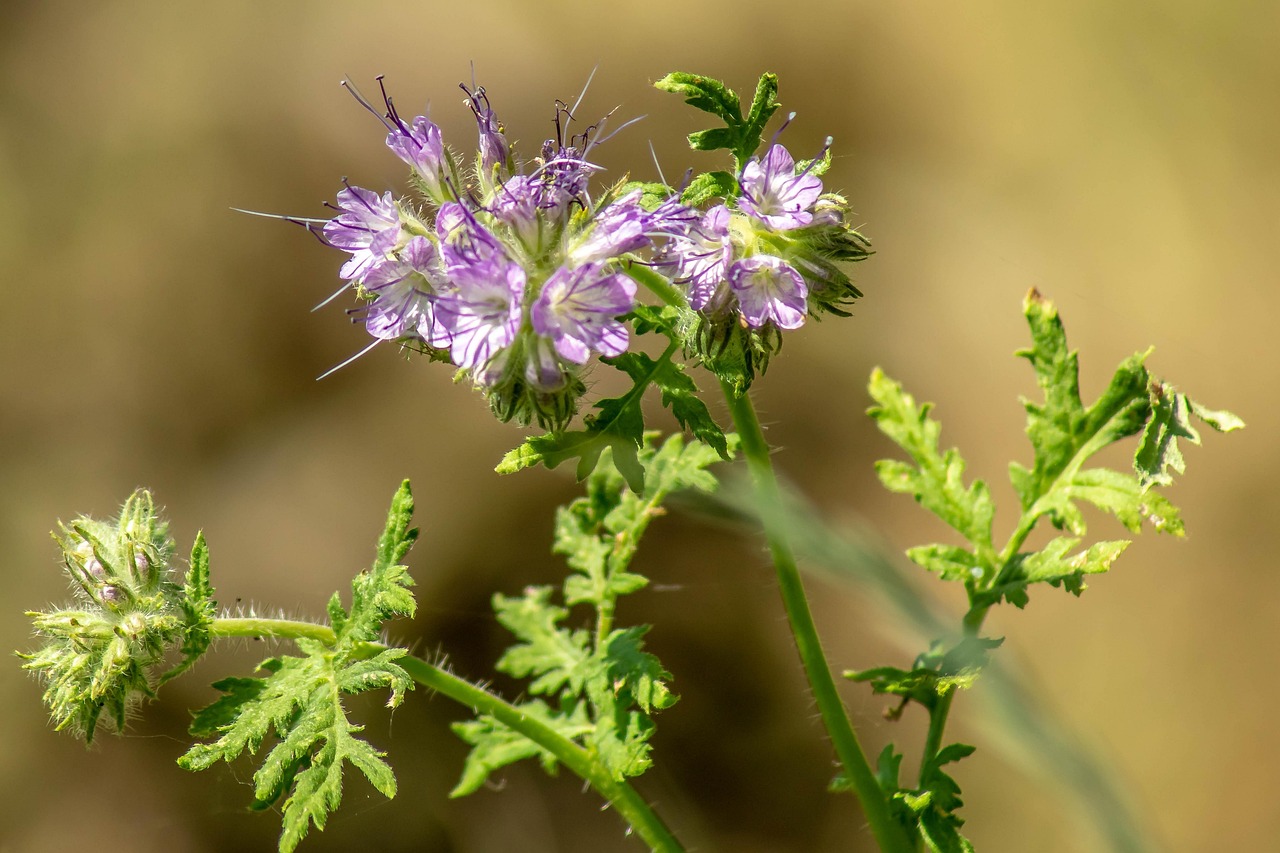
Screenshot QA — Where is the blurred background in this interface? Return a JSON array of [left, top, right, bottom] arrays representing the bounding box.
[[3, 1, 1276, 850]]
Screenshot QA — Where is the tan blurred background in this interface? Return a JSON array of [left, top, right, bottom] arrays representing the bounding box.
[[3, 1, 1276, 851]]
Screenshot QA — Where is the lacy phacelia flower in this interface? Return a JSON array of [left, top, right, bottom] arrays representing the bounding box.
[[323, 186, 403, 281], [737, 143, 824, 231], [729, 255, 808, 330], [531, 262, 636, 363], [359, 236, 445, 342], [317, 78, 669, 428]]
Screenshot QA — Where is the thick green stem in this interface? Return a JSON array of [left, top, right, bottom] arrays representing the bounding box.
[[207, 617, 684, 853], [721, 384, 914, 853]]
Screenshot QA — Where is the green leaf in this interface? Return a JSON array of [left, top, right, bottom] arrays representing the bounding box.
[[655, 71, 781, 166], [493, 588, 592, 698], [449, 700, 592, 797], [1041, 467, 1184, 536], [496, 344, 728, 490], [653, 72, 742, 124], [602, 626, 676, 714], [179, 642, 411, 853], [628, 351, 730, 460], [161, 532, 217, 684], [905, 544, 983, 585], [985, 538, 1129, 608], [868, 368, 997, 567], [739, 72, 781, 163], [1008, 290, 1152, 515], [180, 482, 419, 852], [1135, 381, 1245, 488], [680, 170, 739, 206]]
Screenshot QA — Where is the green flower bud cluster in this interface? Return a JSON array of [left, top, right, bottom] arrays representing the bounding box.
[[21, 490, 185, 742]]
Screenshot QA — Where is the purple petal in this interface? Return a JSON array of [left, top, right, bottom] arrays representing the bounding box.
[[728, 255, 808, 330], [531, 263, 636, 363]]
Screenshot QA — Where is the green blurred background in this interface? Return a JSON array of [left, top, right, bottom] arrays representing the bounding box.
[[3, 2, 1275, 850]]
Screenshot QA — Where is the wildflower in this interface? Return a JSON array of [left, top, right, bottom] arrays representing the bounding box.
[[737, 143, 825, 231], [665, 204, 734, 313], [729, 255, 808, 330], [359, 236, 446, 343], [531, 262, 636, 364], [322, 186, 401, 281]]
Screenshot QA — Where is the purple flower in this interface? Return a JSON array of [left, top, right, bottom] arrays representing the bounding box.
[[462, 84, 509, 175], [729, 255, 808, 330], [569, 191, 650, 265], [434, 250, 525, 383], [737, 144, 824, 231], [531, 262, 636, 363], [322, 186, 401, 280], [437, 202, 506, 267], [666, 204, 733, 312], [387, 115, 445, 195], [360, 237, 446, 343]]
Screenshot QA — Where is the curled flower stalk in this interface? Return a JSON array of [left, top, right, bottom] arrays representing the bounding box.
[[20, 491, 184, 740]]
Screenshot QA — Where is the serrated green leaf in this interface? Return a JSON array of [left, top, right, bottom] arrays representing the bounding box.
[[181, 482, 419, 851], [653, 72, 742, 124], [602, 626, 676, 714], [1045, 467, 1184, 536], [1136, 382, 1245, 488], [877, 743, 904, 790], [161, 532, 217, 684], [1010, 290, 1152, 514], [493, 588, 591, 698], [738, 72, 780, 163], [619, 351, 729, 460], [449, 700, 592, 797], [906, 544, 984, 584], [986, 538, 1129, 608], [681, 170, 739, 206], [869, 368, 997, 566], [686, 126, 739, 152]]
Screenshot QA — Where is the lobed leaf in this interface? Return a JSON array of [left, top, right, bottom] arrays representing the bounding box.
[[868, 368, 997, 567]]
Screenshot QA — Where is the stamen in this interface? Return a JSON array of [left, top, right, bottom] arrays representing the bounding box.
[[377, 75, 413, 138], [312, 282, 352, 312], [341, 77, 395, 132], [647, 140, 669, 188], [766, 111, 798, 152], [316, 339, 381, 380], [568, 65, 598, 119]]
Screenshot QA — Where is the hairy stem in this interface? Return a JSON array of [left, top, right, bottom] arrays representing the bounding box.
[[624, 262, 686, 308], [721, 384, 914, 853], [208, 617, 684, 853]]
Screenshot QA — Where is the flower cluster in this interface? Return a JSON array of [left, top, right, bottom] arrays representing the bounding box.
[[20, 490, 184, 741], [321, 79, 688, 428], [316, 75, 869, 424], [660, 131, 870, 379]]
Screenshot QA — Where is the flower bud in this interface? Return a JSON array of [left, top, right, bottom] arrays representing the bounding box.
[[22, 489, 187, 742]]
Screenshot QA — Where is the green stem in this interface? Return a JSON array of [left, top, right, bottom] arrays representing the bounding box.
[[918, 691, 954, 788], [934, 501, 1048, 786], [623, 262, 687, 308], [207, 617, 684, 853], [721, 384, 914, 853]]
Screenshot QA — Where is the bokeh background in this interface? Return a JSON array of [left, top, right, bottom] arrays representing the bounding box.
[[3, 2, 1275, 851]]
